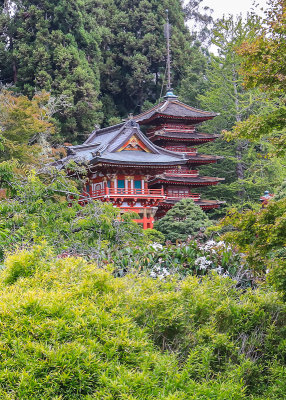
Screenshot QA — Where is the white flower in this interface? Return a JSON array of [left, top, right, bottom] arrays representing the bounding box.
[[195, 256, 212, 270], [150, 243, 163, 251], [215, 266, 224, 275], [150, 265, 170, 279], [204, 240, 216, 250]]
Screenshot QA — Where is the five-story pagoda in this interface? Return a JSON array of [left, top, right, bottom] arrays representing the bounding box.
[[135, 91, 224, 218], [134, 10, 224, 218]]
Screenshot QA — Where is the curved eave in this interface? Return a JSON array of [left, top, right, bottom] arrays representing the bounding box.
[[150, 136, 218, 144], [90, 159, 186, 168], [138, 113, 215, 126], [159, 199, 225, 209], [149, 132, 220, 142], [186, 156, 222, 165]]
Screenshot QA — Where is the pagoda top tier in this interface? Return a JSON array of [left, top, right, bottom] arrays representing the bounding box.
[[135, 91, 217, 125]]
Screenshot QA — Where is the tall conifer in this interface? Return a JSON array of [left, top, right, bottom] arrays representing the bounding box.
[[0, 0, 102, 142], [90, 0, 195, 122]]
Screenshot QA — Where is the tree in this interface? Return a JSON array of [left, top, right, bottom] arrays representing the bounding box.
[[0, 89, 57, 163], [0, 0, 102, 142], [90, 0, 200, 122], [196, 15, 285, 205], [154, 198, 210, 242], [184, 0, 214, 47], [227, 0, 286, 156], [218, 191, 286, 274]]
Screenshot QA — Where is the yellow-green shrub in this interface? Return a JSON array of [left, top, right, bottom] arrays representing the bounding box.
[[0, 246, 285, 399]]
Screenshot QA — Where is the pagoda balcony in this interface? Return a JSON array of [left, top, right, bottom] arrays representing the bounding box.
[[166, 192, 201, 201], [147, 124, 195, 134], [165, 145, 197, 155], [82, 187, 165, 201], [164, 169, 199, 177]]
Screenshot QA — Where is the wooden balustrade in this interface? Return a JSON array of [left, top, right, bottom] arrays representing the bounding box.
[[165, 146, 197, 155], [164, 169, 198, 177], [166, 192, 201, 200], [147, 125, 195, 134], [85, 187, 165, 199]]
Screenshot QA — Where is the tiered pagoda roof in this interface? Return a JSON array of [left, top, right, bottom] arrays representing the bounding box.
[[160, 198, 223, 211], [133, 90, 224, 214], [135, 96, 217, 125], [135, 96, 218, 125], [57, 120, 187, 169], [149, 174, 224, 186], [147, 130, 220, 144]]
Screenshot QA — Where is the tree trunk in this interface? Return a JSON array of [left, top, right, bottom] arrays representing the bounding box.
[[233, 67, 245, 199]]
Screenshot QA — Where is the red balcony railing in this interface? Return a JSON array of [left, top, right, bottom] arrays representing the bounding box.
[[166, 192, 201, 200], [165, 146, 197, 155], [85, 187, 165, 200], [147, 124, 195, 134], [164, 169, 199, 177]]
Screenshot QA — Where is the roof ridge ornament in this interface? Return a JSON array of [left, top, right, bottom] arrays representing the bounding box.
[[125, 119, 139, 128]]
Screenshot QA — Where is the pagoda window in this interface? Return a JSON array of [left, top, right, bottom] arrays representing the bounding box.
[[167, 187, 190, 198], [117, 179, 125, 193], [134, 180, 142, 193], [107, 180, 111, 188]]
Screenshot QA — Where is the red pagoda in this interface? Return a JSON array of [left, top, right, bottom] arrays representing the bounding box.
[[58, 119, 187, 228], [135, 90, 224, 218]]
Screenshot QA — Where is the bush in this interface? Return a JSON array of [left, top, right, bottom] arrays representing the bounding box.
[[154, 198, 211, 242], [143, 228, 165, 244], [0, 246, 285, 399]]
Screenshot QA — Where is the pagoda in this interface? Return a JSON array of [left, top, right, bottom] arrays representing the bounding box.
[[134, 90, 224, 218], [133, 10, 224, 218], [57, 119, 187, 228]]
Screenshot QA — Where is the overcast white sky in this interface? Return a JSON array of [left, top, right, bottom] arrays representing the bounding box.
[[201, 0, 268, 19]]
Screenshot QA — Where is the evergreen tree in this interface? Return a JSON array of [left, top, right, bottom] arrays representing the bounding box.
[[0, 0, 102, 142], [90, 0, 198, 123], [154, 198, 210, 242], [196, 15, 285, 205]]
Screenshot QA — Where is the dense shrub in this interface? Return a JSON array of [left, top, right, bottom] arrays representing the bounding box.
[[154, 198, 211, 242], [0, 168, 145, 260], [0, 245, 285, 399]]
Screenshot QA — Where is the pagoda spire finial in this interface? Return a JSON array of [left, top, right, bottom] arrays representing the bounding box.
[[164, 10, 178, 100], [165, 9, 171, 91]]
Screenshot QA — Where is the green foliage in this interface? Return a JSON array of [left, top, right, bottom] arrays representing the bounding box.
[[111, 239, 244, 282], [217, 198, 286, 274], [0, 245, 285, 398], [196, 15, 285, 205], [89, 0, 203, 120], [154, 198, 211, 242], [143, 228, 165, 244], [0, 167, 144, 260], [0, 89, 56, 163], [0, 0, 102, 142], [274, 179, 286, 201], [227, 0, 286, 156]]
